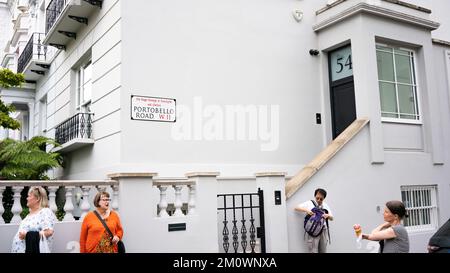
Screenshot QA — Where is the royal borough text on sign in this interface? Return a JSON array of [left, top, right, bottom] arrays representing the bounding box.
[[131, 95, 176, 122]]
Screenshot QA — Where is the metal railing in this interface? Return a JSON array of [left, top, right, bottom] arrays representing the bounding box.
[[17, 33, 47, 73], [55, 112, 93, 145], [46, 0, 69, 34], [217, 189, 266, 253]]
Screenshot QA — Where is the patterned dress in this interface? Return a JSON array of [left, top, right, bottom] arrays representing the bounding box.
[[11, 208, 57, 253], [95, 231, 115, 253]]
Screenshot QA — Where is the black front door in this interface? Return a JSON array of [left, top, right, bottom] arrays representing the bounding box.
[[330, 76, 356, 139], [329, 45, 356, 139]]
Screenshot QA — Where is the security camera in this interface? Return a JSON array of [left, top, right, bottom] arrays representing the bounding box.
[[309, 49, 320, 56]]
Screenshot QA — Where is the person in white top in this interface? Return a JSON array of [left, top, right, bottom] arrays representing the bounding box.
[[11, 186, 57, 253], [295, 188, 334, 253]]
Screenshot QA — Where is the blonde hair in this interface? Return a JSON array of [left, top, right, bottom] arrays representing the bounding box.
[[28, 186, 49, 208]]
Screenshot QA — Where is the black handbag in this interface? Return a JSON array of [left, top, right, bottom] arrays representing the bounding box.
[[94, 211, 126, 253]]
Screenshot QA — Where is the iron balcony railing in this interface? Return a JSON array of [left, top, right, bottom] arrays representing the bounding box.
[[55, 112, 93, 145], [17, 33, 47, 73], [46, 0, 69, 34]]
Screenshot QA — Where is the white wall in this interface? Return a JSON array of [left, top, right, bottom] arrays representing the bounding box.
[[119, 0, 332, 177]]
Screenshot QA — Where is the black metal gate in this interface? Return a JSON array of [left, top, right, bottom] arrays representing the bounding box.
[[217, 188, 266, 253]]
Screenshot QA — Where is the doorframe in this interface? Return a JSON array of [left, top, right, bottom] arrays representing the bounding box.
[[328, 44, 355, 139]]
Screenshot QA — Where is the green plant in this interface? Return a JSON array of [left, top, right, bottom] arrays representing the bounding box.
[[0, 68, 25, 130], [0, 68, 25, 88], [0, 136, 63, 180]]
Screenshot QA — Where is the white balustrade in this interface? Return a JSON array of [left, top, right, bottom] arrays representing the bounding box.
[[153, 180, 196, 217], [11, 186, 23, 224], [0, 180, 119, 224]]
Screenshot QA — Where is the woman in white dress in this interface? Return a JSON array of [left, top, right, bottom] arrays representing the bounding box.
[[11, 186, 57, 253]]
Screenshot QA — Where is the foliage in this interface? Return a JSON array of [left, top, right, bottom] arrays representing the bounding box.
[[0, 100, 20, 130], [0, 68, 25, 130], [0, 68, 25, 88], [0, 136, 63, 180]]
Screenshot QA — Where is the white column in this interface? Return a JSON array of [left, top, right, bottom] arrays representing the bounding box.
[[157, 185, 169, 218], [11, 186, 23, 224], [172, 185, 184, 217], [63, 186, 75, 221], [255, 172, 288, 253], [27, 102, 35, 138], [79, 186, 91, 220], [0, 187, 5, 224], [108, 173, 157, 252], [47, 186, 59, 216], [187, 184, 196, 216]]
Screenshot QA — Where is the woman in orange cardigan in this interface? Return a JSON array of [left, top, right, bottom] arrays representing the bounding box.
[[80, 191, 124, 253]]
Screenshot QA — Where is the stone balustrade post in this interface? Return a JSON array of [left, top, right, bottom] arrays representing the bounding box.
[[11, 186, 23, 224], [47, 186, 59, 217], [63, 186, 75, 221], [111, 184, 119, 211], [185, 172, 220, 252], [172, 185, 184, 217], [80, 186, 91, 220], [108, 173, 157, 253], [157, 185, 169, 217], [187, 184, 196, 215]]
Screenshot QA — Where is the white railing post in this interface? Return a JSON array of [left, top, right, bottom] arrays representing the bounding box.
[[11, 186, 23, 224], [172, 185, 184, 217], [80, 186, 91, 220], [47, 186, 59, 218], [108, 173, 157, 253], [63, 186, 75, 221], [111, 184, 119, 211], [0, 187, 5, 224], [187, 184, 196, 216], [185, 172, 220, 252], [157, 185, 169, 218]]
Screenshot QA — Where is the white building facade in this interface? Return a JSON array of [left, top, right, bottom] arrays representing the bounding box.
[[1, 0, 449, 253]]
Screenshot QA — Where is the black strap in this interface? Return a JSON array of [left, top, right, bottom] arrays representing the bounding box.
[[94, 210, 114, 240]]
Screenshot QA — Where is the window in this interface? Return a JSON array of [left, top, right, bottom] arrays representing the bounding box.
[[401, 185, 438, 232], [376, 45, 420, 122], [76, 61, 92, 113]]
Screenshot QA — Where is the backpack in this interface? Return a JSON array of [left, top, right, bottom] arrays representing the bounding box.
[[303, 200, 330, 242]]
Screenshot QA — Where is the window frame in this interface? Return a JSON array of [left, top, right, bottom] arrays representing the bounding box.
[[376, 43, 422, 125], [76, 60, 92, 113], [400, 185, 438, 233]]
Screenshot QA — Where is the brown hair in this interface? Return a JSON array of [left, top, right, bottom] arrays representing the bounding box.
[[93, 191, 110, 207], [28, 186, 49, 208], [386, 200, 408, 219]]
